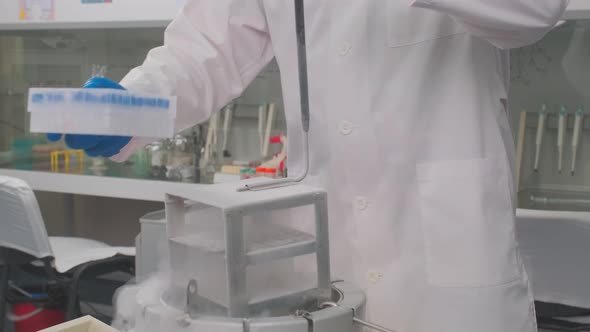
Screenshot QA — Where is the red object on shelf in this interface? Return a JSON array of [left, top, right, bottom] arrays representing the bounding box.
[[12, 303, 65, 332], [269, 136, 282, 144]]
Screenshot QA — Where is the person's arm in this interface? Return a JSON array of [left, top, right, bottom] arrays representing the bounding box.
[[409, 0, 569, 49], [112, 0, 273, 161]]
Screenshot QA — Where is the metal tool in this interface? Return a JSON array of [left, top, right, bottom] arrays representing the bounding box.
[[320, 302, 398, 332], [186, 279, 199, 318], [238, 0, 310, 192], [222, 104, 234, 158]]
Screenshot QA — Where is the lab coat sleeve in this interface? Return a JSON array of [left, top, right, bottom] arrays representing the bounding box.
[[409, 0, 569, 49], [111, 0, 273, 162]]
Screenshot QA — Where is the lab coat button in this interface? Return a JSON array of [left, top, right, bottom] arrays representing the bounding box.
[[339, 42, 352, 56], [355, 196, 369, 211], [339, 121, 353, 135], [367, 270, 383, 284]]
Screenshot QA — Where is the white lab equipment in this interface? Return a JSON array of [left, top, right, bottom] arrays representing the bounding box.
[[117, 180, 371, 332], [0, 176, 135, 273], [27, 88, 177, 138], [557, 106, 567, 173], [0, 176, 135, 327], [572, 107, 584, 175], [534, 104, 548, 172]]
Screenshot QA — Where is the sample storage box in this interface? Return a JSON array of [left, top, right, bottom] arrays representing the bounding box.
[[39, 316, 118, 332], [28, 88, 177, 138]]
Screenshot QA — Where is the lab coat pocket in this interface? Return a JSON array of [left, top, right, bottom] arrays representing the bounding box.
[[416, 158, 520, 288], [388, 2, 466, 47]]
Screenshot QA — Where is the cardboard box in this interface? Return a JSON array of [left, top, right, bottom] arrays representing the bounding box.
[[39, 316, 119, 332]]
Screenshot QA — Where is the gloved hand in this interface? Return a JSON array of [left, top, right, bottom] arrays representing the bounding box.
[[47, 77, 132, 158]]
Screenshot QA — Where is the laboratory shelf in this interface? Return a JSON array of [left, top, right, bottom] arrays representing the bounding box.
[[170, 222, 316, 266], [0, 20, 170, 31], [519, 187, 590, 212], [0, 148, 211, 201], [244, 222, 317, 267], [246, 240, 317, 265], [246, 225, 315, 252], [0, 167, 204, 202]]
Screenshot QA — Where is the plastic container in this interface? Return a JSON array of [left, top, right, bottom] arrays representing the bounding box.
[[220, 165, 242, 175], [11, 138, 35, 170], [240, 168, 258, 180], [240, 168, 251, 180], [28, 88, 177, 138], [12, 303, 65, 332], [11, 138, 35, 160], [255, 167, 267, 177], [265, 167, 278, 179]]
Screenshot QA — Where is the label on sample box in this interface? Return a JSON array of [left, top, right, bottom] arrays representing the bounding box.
[[28, 88, 178, 139]]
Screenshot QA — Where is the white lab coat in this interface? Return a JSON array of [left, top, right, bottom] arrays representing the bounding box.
[[114, 1, 568, 331]]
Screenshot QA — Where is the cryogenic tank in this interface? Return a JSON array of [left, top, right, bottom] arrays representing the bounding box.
[[116, 181, 389, 332]]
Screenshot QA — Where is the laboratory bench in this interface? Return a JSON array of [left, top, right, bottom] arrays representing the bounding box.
[[0, 167, 203, 202], [0, 154, 220, 239], [0, 154, 194, 194], [0, 152, 202, 189]]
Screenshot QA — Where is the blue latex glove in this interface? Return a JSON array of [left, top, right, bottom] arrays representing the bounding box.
[[47, 77, 132, 158]]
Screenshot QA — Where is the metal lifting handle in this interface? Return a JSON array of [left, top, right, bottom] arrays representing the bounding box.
[[320, 302, 398, 332], [353, 318, 398, 332], [237, 0, 310, 192]]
